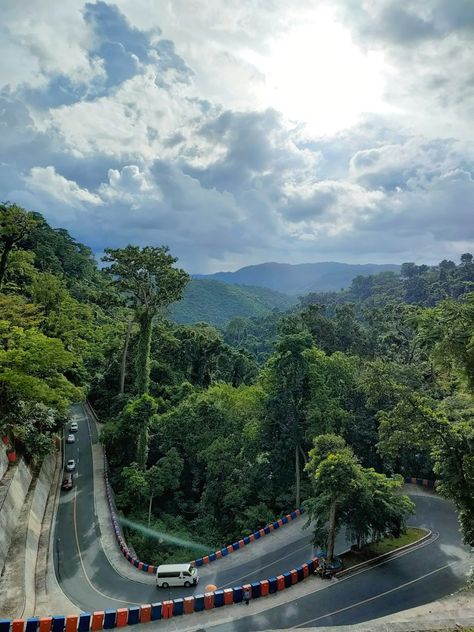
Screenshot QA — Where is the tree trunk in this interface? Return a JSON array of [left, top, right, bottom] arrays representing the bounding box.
[[120, 316, 134, 395], [148, 494, 153, 527], [295, 443, 301, 508], [0, 243, 12, 289], [327, 498, 337, 562], [137, 426, 148, 469], [135, 310, 153, 395]]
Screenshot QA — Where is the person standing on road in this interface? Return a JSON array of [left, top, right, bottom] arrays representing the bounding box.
[[243, 587, 251, 605]]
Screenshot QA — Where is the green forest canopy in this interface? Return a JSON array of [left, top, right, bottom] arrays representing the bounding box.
[[1, 202, 473, 563]]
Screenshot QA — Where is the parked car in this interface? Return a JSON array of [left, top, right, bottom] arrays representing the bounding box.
[[70, 421, 78, 432], [65, 459, 76, 471], [61, 473, 73, 490], [66, 433, 75, 444]]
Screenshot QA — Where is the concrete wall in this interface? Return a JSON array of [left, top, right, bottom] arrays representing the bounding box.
[[0, 445, 9, 481], [0, 454, 61, 618], [0, 459, 32, 574], [24, 454, 56, 617]]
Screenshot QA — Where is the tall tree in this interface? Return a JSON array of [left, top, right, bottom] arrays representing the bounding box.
[[305, 434, 414, 561], [102, 246, 189, 395], [0, 203, 38, 289], [305, 434, 359, 561], [263, 332, 313, 507]]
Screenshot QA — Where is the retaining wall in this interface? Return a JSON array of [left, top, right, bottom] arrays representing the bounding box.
[[0, 455, 57, 618], [0, 459, 32, 575], [0, 445, 8, 481], [24, 455, 57, 617]]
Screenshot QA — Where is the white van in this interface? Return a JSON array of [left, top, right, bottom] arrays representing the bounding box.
[[156, 563, 199, 588]]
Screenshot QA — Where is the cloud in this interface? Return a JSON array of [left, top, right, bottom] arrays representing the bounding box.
[[330, 0, 474, 141], [25, 165, 102, 207], [349, 137, 466, 191], [0, 1, 474, 272]]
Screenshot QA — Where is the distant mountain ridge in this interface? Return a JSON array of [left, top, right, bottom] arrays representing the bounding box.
[[195, 261, 401, 296], [169, 278, 296, 327]]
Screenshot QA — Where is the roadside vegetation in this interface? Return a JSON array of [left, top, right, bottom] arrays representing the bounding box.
[[340, 527, 427, 571], [1, 202, 474, 564]]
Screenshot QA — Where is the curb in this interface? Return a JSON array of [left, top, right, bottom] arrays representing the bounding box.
[[404, 477, 438, 489], [92, 389, 306, 576], [335, 528, 432, 578], [104, 456, 305, 573], [0, 428, 439, 632]]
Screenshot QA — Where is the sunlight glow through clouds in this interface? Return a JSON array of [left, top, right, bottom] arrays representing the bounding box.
[[248, 9, 396, 134]]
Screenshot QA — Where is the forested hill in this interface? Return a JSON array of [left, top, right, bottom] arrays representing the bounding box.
[[195, 261, 401, 295], [169, 278, 296, 327], [300, 257, 474, 311]]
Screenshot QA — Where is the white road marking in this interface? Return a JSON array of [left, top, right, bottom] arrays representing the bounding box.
[[292, 559, 468, 628], [71, 433, 138, 605]]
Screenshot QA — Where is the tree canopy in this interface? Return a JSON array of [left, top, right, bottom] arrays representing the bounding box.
[[2, 201, 473, 562]]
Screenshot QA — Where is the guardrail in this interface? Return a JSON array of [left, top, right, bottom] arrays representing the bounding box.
[[0, 555, 321, 631], [0, 406, 435, 631], [404, 477, 437, 488], [105, 454, 305, 573]]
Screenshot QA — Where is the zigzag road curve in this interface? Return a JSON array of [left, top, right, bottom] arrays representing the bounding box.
[[54, 404, 470, 628]]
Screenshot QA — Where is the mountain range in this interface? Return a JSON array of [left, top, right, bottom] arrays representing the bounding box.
[[169, 261, 402, 327], [194, 261, 401, 296]]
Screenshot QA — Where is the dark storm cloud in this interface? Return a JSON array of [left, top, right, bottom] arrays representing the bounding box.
[[21, 76, 94, 109], [84, 1, 155, 61], [152, 40, 194, 81], [282, 187, 338, 222], [349, 138, 463, 192], [185, 109, 281, 191]]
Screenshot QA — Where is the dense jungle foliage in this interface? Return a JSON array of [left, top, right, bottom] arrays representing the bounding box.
[[169, 278, 296, 327], [1, 202, 473, 563]]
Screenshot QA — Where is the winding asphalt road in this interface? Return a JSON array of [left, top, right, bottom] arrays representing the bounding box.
[[54, 403, 470, 628]]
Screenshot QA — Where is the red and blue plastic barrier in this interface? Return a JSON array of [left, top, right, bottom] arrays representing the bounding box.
[[0, 554, 320, 631], [104, 454, 305, 574]]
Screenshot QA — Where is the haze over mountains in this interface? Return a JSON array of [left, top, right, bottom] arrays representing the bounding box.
[[170, 261, 401, 327], [195, 262, 401, 296]]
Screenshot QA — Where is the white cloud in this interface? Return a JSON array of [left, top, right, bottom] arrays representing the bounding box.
[[1, 0, 474, 272], [0, 0, 99, 90], [26, 165, 102, 208]]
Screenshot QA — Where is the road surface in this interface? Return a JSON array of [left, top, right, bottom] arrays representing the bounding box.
[[53, 404, 470, 627]]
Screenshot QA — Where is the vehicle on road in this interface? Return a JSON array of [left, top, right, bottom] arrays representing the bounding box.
[[61, 473, 73, 490], [66, 459, 76, 471], [156, 563, 199, 588], [70, 421, 78, 432], [66, 433, 75, 444]]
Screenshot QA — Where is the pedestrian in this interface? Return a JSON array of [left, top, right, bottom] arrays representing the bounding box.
[[243, 587, 251, 605]]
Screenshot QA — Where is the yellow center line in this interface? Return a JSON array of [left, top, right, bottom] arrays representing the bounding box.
[[72, 439, 139, 606]]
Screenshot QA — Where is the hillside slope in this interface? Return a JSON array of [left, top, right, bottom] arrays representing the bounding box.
[[169, 278, 296, 327], [196, 261, 400, 295]]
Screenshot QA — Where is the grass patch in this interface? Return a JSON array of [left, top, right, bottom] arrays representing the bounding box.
[[340, 527, 427, 570], [369, 527, 426, 555]]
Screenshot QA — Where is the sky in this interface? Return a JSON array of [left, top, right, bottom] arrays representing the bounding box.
[[1, 1, 474, 273]]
